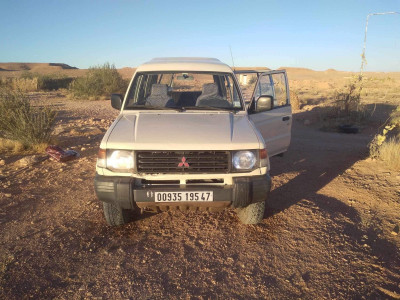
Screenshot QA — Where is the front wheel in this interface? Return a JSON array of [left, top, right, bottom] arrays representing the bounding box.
[[102, 202, 133, 226], [236, 201, 265, 224]]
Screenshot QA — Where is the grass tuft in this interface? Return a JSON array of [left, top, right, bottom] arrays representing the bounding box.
[[0, 89, 56, 151], [377, 138, 400, 170], [0, 138, 26, 153]]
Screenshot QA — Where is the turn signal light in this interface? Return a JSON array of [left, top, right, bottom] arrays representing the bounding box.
[[260, 148, 268, 159], [97, 149, 106, 168], [98, 149, 106, 159]]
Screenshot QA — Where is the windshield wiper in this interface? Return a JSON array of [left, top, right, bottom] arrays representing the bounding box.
[[126, 105, 184, 112], [184, 106, 240, 113]]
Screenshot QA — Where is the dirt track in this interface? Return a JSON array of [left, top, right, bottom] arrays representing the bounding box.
[[0, 96, 399, 299]]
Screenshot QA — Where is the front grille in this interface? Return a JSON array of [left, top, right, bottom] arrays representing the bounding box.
[[136, 151, 230, 173]]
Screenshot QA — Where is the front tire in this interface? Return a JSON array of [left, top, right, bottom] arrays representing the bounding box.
[[102, 202, 133, 226], [236, 201, 265, 224]]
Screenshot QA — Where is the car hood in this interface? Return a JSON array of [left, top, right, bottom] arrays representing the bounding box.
[[103, 112, 261, 151]]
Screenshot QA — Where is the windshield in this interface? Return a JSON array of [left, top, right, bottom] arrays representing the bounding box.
[[124, 72, 243, 111]]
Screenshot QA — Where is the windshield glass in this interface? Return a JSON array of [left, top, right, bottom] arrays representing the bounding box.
[[124, 72, 243, 110]]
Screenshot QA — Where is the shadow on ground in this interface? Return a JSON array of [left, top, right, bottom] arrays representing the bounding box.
[[266, 107, 400, 295]]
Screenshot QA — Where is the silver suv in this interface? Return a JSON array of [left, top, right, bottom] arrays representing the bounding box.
[[94, 58, 292, 225]]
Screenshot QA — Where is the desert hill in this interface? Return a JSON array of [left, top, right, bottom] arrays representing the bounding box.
[[0, 62, 78, 72], [0, 62, 137, 79], [0, 62, 85, 78]]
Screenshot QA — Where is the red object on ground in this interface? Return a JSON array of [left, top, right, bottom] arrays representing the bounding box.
[[45, 145, 79, 162]]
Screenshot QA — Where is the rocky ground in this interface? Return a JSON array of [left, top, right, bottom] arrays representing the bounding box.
[[0, 92, 399, 299]]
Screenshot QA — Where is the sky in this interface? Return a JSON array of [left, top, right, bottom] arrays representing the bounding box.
[[1, 0, 399, 71]]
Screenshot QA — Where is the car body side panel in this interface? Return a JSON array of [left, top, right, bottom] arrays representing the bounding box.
[[249, 105, 292, 156]]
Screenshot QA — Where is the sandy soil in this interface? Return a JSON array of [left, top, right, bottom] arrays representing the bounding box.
[[0, 91, 399, 299]]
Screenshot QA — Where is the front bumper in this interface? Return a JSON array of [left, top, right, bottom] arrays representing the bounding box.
[[94, 174, 271, 210]]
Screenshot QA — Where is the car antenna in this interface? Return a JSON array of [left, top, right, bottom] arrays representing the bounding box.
[[229, 45, 236, 71]]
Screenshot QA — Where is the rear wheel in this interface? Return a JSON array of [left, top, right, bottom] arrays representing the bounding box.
[[102, 202, 133, 226], [236, 201, 265, 224]]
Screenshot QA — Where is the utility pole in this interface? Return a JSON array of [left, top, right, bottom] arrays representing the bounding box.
[[360, 12, 399, 74]]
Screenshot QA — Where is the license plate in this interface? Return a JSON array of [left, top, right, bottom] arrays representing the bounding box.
[[154, 191, 213, 202]]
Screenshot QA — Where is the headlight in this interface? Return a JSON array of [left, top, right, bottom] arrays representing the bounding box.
[[232, 151, 256, 170], [97, 149, 134, 172]]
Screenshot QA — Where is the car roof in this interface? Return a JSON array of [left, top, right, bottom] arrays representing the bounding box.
[[136, 57, 233, 73]]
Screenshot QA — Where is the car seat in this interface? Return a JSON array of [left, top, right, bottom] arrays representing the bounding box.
[[145, 84, 174, 107], [196, 83, 230, 108]]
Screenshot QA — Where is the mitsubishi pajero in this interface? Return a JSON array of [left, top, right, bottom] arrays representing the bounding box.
[[94, 57, 292, 225]]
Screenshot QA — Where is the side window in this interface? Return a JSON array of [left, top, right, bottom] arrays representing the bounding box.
[[254, 74, 274, 100], [271, 73, 288, 107], [126, 74, 158, 106], [126, 74, 144, 106], [253, 72, 288, 109]]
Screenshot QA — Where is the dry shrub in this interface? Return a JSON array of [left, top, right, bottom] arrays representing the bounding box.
[[248, 75, 257, 85], [377, 138, 400, 170], [390, 106, 400, 128], [0, 77, 38, 92], [20, 72, 73, 91], [369, 106, 400, 169], [0, 89, 56, 151], [289, 90, 300, 110], [69, 63, 128, 99], [0, 138, 26, 153], [320, 75, 370, 130]]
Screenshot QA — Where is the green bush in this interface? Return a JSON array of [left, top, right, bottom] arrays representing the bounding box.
[[69, 63, 128, 99], [0, 89, 56, 148]]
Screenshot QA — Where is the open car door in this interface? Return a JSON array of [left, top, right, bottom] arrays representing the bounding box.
[[236, 70, 292, 157]]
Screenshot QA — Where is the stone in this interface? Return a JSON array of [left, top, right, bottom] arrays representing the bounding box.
[[304, 119, 311, 126], [53, 125, 66, 135], [18, 155, 41, 167], [70, 126, 102, 136]]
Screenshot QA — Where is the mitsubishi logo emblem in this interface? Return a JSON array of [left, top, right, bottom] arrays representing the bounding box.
[[178, 156, 189, 168]]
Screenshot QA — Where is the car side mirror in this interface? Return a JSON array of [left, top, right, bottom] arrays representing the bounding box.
[[255, 95, 273, 112], [111, 94, 123, 110]]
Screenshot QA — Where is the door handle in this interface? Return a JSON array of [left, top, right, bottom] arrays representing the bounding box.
[[282, 116, 290, 121]]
